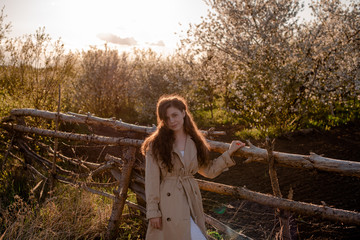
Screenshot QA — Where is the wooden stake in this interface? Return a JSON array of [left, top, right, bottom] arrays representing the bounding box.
[[49, 84, 61, 194], [106, 146, 137, 240], [266, 138, 291, 240], [1, 133, 15, 171]]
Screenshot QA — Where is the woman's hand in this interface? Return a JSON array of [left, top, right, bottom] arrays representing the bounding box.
[[228, 140, 246, 156], [149, 217, 162, 230]]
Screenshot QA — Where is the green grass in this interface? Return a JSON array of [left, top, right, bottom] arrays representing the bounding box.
[[234, 125, 280, 140], [207, 229, 224, 239], [0, 184, 146, 239]]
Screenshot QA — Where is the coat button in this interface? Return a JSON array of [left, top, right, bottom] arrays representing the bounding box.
[[167, 217, 171, 222], [167, 192, 171, 196]]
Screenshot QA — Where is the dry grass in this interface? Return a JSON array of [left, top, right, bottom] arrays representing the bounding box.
[[1, 185, 114, 240]]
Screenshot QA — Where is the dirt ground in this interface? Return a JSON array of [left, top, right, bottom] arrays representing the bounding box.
[[200, 121, 360, 239]]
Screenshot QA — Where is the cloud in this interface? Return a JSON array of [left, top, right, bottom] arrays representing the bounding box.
[[148, 40, 165, 47], [97, 33, 137, 46]]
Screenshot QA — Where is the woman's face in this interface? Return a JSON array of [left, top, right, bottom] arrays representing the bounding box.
[[165, 106, 185, 132]]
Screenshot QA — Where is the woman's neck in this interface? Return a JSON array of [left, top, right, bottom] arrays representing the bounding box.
[[173, 129, 186, 151], [173, 128, 186, 139]]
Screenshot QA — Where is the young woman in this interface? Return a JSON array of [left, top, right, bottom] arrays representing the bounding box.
[[141, 95, 245, 240]]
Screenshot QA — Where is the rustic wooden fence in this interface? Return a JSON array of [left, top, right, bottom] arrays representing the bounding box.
[[2, 108, 360, 239]]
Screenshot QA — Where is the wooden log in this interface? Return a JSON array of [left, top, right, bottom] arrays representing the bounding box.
[[18, 138, 123, 182], [197, 179, 360, 225], [5, 123, 360, 178], [209, 140, 360, 178], [9, 108, 225, 136], [86, 160, 119, 178], [205, 214, 253, 240], [10, 152, 47, 180], [17, 139, 66, 173], [16, 145, 115, 188], [55, 174, 119, 188], [105, 154, 144, 172], [32, 139, 101, 170], [9, 108, 154, 134], [46, 149, 94, 171], [129, 181, 146, 203], [125, 199, 146, 214], [106, 146, 137, 240], [55, 178, 146, 214], [18, 138, 109, 179], [79, 185, 146, 214], [5, 124, 143, 146]]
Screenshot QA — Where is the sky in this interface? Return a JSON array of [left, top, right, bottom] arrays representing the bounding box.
[[0, 0, 322, 53], [1, 0, 211, 53]]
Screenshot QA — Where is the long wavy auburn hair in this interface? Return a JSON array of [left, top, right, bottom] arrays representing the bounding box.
[[141, 95, 210, 172]]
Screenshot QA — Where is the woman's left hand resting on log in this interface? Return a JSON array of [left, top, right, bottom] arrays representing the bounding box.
[[228, 140, 246, 156]]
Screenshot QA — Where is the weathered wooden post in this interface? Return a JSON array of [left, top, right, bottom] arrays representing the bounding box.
[[106, 146, 137, 240], [266, 138, 292, 240], [49, 84, 61, 196]]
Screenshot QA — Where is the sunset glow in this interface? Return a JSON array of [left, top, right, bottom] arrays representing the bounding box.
[[2, 0, 209, 52], [1, 0, 345, 53]]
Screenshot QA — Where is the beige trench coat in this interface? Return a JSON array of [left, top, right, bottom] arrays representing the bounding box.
[[145, 135, 235, 240]]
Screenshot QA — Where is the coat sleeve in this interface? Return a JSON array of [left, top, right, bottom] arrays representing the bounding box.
[[145, 149, 162, 219], [197, 150, 236, 179]]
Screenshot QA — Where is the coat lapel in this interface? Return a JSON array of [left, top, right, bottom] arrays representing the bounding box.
[[172, 135, 197, 168], [172, 144, 185, 167]]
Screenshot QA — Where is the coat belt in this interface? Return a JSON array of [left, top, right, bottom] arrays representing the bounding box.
[[163, 175, 198, 222], [163, 175, 194, 189]]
